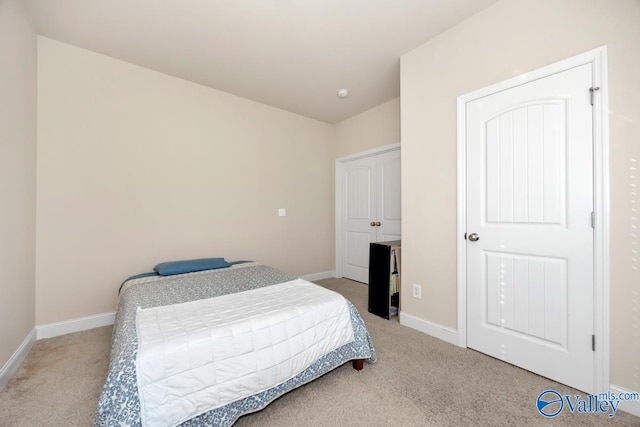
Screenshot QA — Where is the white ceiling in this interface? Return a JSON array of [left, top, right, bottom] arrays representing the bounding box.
[[25, 0, 498, 124]]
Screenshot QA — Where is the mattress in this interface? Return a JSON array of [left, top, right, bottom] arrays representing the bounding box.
[[95, 262, 376, 427]]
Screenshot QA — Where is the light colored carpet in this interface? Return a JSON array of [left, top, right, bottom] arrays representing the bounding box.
[[0, 278, 638, 426]]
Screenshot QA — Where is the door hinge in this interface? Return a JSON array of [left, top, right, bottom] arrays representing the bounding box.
[[592, 334, 596, 351], [589, 86, 600, 106], [591, 211, 596, 229]]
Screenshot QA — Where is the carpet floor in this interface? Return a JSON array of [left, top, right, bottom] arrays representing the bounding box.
[[0, 278, 638, 426]]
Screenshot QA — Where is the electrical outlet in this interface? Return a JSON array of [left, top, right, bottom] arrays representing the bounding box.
[[412, 283, 422, 299]]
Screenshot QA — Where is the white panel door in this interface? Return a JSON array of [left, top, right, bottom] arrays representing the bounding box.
[[466, 64, 595, 392], [376, 150, 402, 242], [343, 156, 378, 283], [342, 149, 401, 283]]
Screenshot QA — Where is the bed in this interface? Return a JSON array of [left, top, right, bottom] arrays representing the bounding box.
[[94, 261, 376, 427]]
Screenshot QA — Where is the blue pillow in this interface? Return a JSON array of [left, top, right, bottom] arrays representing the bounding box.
[[154, 258, 231, 276]]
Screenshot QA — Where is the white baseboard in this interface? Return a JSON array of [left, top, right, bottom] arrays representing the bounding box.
[[36, 312, 116, 340], [301, 270, 336, 282], [610, 384, 640, 417], [0, 328, 36, 392], [399, 312, 458, 346]]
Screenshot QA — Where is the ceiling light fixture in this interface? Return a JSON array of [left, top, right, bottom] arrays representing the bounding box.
[[337, 89, 350, 98]]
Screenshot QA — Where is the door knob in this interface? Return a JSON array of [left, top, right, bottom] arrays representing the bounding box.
[[375, 222, 381, 227], [370, 222, 376, 226], [468, 233, 480, 241]]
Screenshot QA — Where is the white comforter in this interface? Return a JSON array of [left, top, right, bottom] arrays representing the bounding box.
[[135, 278, 355, 427]]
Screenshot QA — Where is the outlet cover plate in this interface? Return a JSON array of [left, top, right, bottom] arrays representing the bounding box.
[[412, 284, 422, 299]]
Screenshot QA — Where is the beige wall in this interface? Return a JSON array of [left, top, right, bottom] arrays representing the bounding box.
[[0, 0, 37, 368], [36, 37, 335, 324], [401, 0, 640, 391], [333, 97, 400, 159]]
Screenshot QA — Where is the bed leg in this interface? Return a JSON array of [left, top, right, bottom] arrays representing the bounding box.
[[352, 359, 364, 371]]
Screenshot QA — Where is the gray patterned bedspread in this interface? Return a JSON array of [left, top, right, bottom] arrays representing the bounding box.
[[94, 262, 376, 426]]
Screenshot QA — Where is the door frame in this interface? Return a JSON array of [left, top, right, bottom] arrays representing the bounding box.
[[335, 142, 400, 279], [456, 46, 610, 392]]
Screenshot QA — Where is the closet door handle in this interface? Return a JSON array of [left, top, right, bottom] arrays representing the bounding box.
[[375, 222, 381, 227], [370, 222, 376, 226]]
